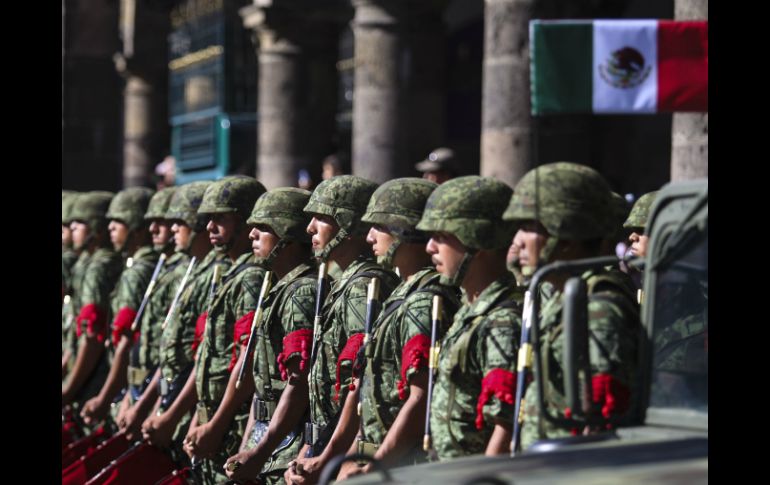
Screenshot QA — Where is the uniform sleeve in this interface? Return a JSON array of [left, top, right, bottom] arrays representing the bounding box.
[[277, 281, 316, 380], [475, 311, 521, 430], [396, 294, 433, 400], [586, 295, 639, 421], [228, 268, 266, 372], [333, 277, 371, 400], [110, 265, 153, 346], [77, 258, 121, 342]]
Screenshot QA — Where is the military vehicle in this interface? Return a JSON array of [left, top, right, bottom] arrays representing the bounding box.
[[323, 178, 708, 484]]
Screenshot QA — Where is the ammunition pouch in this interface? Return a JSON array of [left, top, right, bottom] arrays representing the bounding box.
[[127, 365, 155, 402]]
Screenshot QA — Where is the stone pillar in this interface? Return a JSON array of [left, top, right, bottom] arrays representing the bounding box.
[[480, 0, 533, 186], [351, 0, 407, 183], [406, 5, 447, 167], [671, 0, 708, 181], [116, 0, 170, 188]]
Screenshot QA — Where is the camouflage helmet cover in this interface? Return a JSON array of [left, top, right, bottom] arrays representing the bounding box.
[[144, 186, 177, 220], [198, 175, 267, 220], [247, 187, 312, 244], [165, 181, 212, 231], [503, 162, 614, 240], [361, 177, 437, 234], [416, 176, 514, 250], [105, 187, 154, 231], [69, 191, 115, 230], [623, 190, 659, 230], [62, 190, 78, 225], [303, 175, 378, 236]]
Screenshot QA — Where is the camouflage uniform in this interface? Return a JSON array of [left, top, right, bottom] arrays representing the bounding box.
[[240, 188, 317, 484], [416, 176, 523, 460], [192, 176, 268, 484], [68, 192, 124, 404], [62, 191, 83, 360], [304, 176, 400, 457], [502, 162, 643, 449], [355, 178, 462, 463]]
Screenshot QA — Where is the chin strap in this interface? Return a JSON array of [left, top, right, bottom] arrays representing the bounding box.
[[439, 249, 477, 287]]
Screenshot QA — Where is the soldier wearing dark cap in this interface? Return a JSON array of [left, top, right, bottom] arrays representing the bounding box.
[[415, 147, 458, 184]]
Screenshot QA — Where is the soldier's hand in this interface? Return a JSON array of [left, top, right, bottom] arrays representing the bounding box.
[[141, 414, 174, 448], [81, 396, 108, 426], [285, 456, 321, 485], [120, 405, 144, 441], [184, 423, 222, 459], [224, 448, 266, 481]]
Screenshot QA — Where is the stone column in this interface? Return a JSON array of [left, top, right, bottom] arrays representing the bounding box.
[[671, 0, 708, 181], [351, 0, 407, 183], [406, 5, 447, 167], [116, 0, 170, 188], [480, 0, 533, 186]]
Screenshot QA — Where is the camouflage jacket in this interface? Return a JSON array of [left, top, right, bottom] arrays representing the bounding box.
[[360, 268, 461, 446], [63, 251, 92, 357], [195, 252, 268, 406], [244, 261, 317, 475], [309, 258, 399, 428], [133, 251, 191, 371], [62, 248, 79, 294], [521, 269, 641, 449], [159, 249, 231, 381], [430, 273, 522, 460]]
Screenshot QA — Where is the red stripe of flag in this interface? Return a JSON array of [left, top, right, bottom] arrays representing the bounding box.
[[657, 20, 708, 112]]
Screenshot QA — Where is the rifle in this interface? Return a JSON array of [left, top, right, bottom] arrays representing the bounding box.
[[161, 256, 197, 331], [308, 262, 329, 367], [510, 290, 533, 456], [129, 252, 168, 334], [422, 294, 442, 458], [236, 270, 274, 389], [355, 278, 381, 446]]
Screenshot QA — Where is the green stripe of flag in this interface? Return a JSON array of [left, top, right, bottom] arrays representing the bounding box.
[[531, 21, 593, 115]]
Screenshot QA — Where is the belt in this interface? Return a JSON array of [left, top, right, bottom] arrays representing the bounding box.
[[196, 402, 213, 424], [304, 421, 325, 446], [356, 438, 379, 458], [127, 366, 151, 386]]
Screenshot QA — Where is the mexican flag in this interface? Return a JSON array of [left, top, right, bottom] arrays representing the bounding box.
[[530, 20, 708, 115]]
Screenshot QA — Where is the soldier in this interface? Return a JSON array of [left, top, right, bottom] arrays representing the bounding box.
[[222, 188, 318, 484], [333, 178, 462, 480], [280, 175, 400, 485], [79, 187, 157, 427], [414, 147, 458, 184], [62, 191, 123, 411], [116, 186, 187, 440], [181, 176, 268, 484], [624, 191, 659, 259], [62, 190, 80, 299], [140, 181, 228, 460], [414, 176, 522, 460], [503, 162, 642, 448]]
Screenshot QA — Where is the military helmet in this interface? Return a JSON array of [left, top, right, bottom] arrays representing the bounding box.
[[416, 176, 514, 250], [105, 187, 154, 231], [503, 162, 614, 241], [165, 181, 212, 231], [304, 175, 378, 260], [144, 186, 177, 220], [62, 190, 78, 225], [304, 175, 377, 235], [69, 191, 115, 231], [198, 175, 266, 220], [624, 190, 659, 231], [361, 177, 437, 234], [248, 187, 312, 244]]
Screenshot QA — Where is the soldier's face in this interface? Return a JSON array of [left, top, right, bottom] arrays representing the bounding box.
[[366, 225, 396, 259], [149, 219, 172, 247], [250, 225, 280, 258], [425, 231, 466, 277], [70, 221, 90, 250], [513, 221, 549, 270], [628, 231, 649, 257], [307, 214, 340, 252], [108, 220, 130, 251], [207, 212, 239, 247], [171, 221, 192, 251], [62, 224, 72, 248]]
